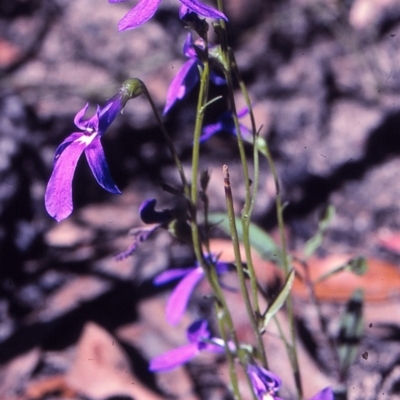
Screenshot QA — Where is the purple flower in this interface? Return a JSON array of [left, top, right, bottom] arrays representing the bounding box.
[[200, 107, 252, 143], [247, 364, 282, 400], [109, 0, 227, 31], [154, 261, 230, 325], [163, 34, 225, 115], [140, 198, 173, 224], [115, 198, 174, 260], [45, 95, 124, 222], [149, 319, 225, 371], [247, 363, 333, 400]]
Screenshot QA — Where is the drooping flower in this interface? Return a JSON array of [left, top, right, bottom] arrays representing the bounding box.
[[109, 0, 227, 31], [247, 363, 333, 400], [45, 79, 144, 222], [200, 107, 252, 143], [163, 33, 225, 115], [154, 259, 230, 325], [45, 97, 123, 222], [115, 198, 175, 260], [149, 319, 227, 371], [247, 364, 282, 400]]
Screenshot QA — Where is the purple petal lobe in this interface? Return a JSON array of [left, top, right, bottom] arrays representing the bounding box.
[[117, 0, 162, 31], [98, 94, 123, 132], [187, 319, 210, 343], [45, 136, 88, 222], [200, 121, 223, 142], [179, 4, 189, 18], [73, 103, 90, 130], [166, 267, 204, 325], [139, 198, 172, 224], [247, 364, 281, 398], [149, 343, 199, 371], [210, 71, 226, 86], [163, 59, 199, 115], [109, 0, 125, 3], [154, 268, 195, 285], [309, 387, 334, 400], [85, 136, 121, 194], [179, 0, 228, 20]]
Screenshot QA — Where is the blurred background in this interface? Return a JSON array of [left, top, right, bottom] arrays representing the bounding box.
[[1, 0, 400, 399]]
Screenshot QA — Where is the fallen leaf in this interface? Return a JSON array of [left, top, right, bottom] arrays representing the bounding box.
[[67, 322, 164, 400], [293, 254, 400, 302]]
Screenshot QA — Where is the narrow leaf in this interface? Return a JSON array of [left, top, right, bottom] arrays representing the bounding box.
[[208, 213, 280, 263], [261, 269, 295, 331]]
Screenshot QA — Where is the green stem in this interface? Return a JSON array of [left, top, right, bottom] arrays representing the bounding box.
[[223, 165, 263, 362], [189, 51, 242, 400], [215, 7, 267, 368]]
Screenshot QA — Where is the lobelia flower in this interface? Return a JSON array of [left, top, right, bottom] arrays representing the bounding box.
[[154, 259, 230, 325], [45, 79, 144, 222], [115, 198, 175, 260], [200, 107, 252, 143], [163, 33, 225, 115], [45, 98, 122, 222], [247, 363, 282, 400], [247, 363, 334, 400], [149, 319, 227, 371], [108, 0, 227, 31]]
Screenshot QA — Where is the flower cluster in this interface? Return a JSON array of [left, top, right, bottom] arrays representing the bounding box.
[[44, 3, 337, 400], [109, 0, 227, 31]]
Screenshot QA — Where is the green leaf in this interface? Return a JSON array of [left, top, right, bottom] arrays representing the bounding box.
[[260, 269, 295, 332], [208, 213, 280, 263]]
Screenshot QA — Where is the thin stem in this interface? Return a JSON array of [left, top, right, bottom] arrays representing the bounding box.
[[229, 46, 303, 400], [189, 49, 242, 400], [223, 165, 262, 359], [216, 12, 267, 368], [142, 86, 189, 198]]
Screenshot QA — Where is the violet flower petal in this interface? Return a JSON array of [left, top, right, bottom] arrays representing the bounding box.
[[247, 364, 282, 398], [179, 4, 189, 19], [187, 319, 210, 343], [85, 136, 121, 194], [73, 103, 91, 130], [154, 268, 196, 285], [149, 343, 199, 371], [45, 134, 94, 222], [180, 0, 228, 21], [166, 266, 204, 325], [183, 33, 196, 58], [199, 121, 223, 142], [139, 198, 172, 224], [98, 94, 123, 132], [163, 58, 199, 115], [117, 0, 162, 31], [210, 71, 226, 86], [309, 387, 334, 400]]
